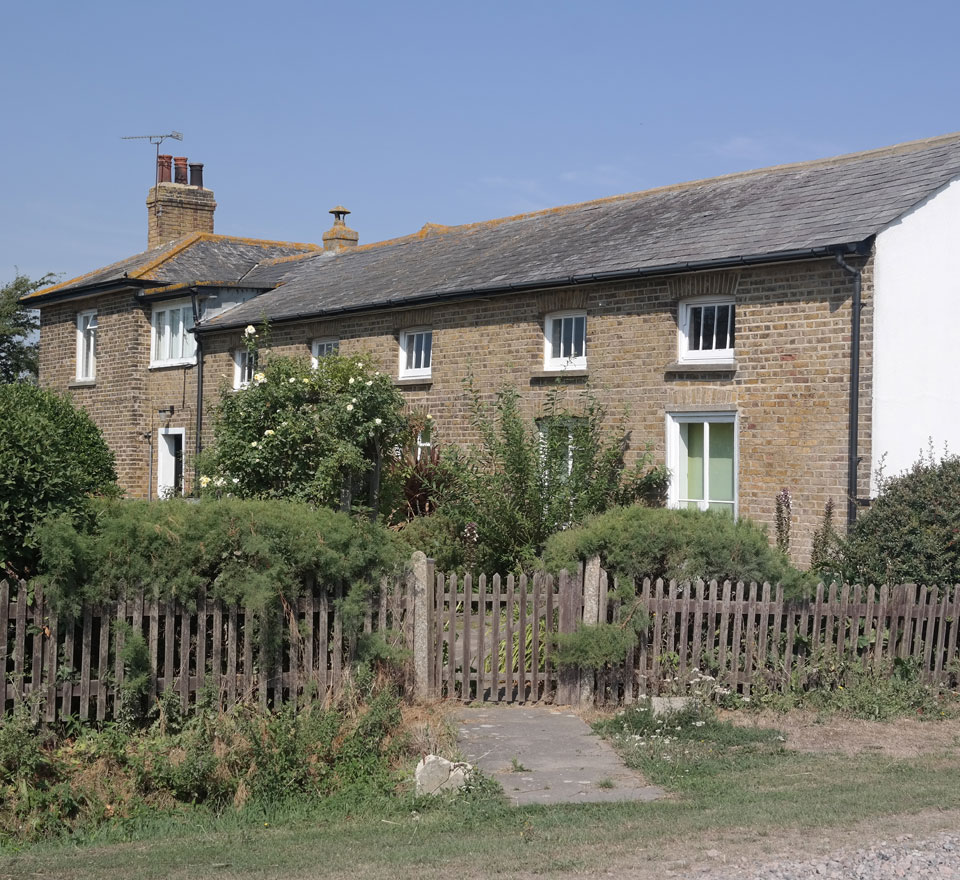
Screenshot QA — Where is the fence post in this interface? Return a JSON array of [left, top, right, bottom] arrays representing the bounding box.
[[410, 552, 431, 700], [580, 555, 602, 706], [557, 567, 581, 705]]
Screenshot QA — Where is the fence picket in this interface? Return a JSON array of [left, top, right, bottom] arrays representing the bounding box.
[[518, 574, 528, 702], [491, 574, 502, 701], [543, 574, 554, 702], [13, 587, 27, 707], [504, 574, 515, 702], [651, 579, 664, 690], [0, 581, 8, 712], [743, 583, 757, 696], [730, 582, 744, 689], [79, 606, 92, 720], [462, 574, 472, 701], [45, 608, 59, 722], [97, 604, 110, 721], [477, 574, 487, 701], [531, 573, 541, 702]]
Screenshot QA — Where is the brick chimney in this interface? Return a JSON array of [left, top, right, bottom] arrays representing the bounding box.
[[322, 206, 359, 251], [146, 155, 217, 249]]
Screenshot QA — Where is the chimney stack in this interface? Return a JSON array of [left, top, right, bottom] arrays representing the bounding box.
[[146, 155, 217, 249], [322, 206, 359, 252]]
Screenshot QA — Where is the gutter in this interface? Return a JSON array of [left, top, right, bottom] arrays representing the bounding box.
[[195, 244, 865, 334], [22, 278, 159, 307], [834, 249, 868, 529]]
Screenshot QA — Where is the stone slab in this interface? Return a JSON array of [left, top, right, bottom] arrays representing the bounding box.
[[456, 703, 665, 806]]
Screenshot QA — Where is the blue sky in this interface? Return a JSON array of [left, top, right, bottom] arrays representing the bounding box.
[[2, 0, 958, 283]]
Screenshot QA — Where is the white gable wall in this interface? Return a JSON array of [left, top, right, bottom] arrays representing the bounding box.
[[872, 177, 960, 493]]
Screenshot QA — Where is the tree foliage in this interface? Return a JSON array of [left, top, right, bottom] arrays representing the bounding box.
[[0, 272, 55, 383], [0, 383, 118, 575], [400, 385, 668, 573], [199, 348, 409, 511], [840, 448, 960, 586]]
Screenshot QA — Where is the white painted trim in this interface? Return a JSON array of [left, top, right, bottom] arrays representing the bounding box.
[[157, 427, 186, 498], [665, 410, 738, 516], [543, 310, 587, 371], [150, 299, 197, 368], [75, 309, 97, 381], [398, 328, 433, 380], [677, 296, 735, 363]]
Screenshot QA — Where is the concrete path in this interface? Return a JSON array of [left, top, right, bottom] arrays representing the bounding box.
[[455, 703, 665, 806]]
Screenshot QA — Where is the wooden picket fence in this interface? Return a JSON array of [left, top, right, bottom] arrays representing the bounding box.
[[4, 557, 960, 721], [0, 576, 415, 722]]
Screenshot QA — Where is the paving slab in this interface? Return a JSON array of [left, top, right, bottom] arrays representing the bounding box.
[[456, 703, 665, 806]]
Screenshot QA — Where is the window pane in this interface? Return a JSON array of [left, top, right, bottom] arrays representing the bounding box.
[[689, 307, 703, 350], [182, 308, 196, 359], [421, 331, 432, 369], [159, 312, 171, 360], [170, 310, 182, 359], [680, 422, 704, 501], [406, 335, 416, 370], [729, 307, 735, 349], [701, 306, 716, 350], [561, 317, 573, 359], [708, 422, 735, 503], [573, 316, 585, 358], [551, 319, 561, 359], [715, 305, 730, 349]]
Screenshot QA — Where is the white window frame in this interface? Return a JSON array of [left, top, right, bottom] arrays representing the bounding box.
[[543, 310, 587, 371], [311, 337, 339, 367], [157, 427, 186, 498], [75, 309, 97, 381], [666, 411, 738, 516], [233, 348, 258, 389], [150, 299, 197, 368], [399, 328, 433, 380], [537, 416, 581, 476], [415, 427, 432, 462], [678, 296, 735, 363]]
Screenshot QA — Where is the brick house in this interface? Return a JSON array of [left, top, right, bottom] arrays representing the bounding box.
[[24, 134, 960, 563]]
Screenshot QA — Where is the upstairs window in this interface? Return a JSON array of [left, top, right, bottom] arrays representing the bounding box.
[[76, 310, 97, 381], [151, 300, 196, 367], [233, 348, 258, 389], [679, 298, 735, 362], [544, 311, 587, 370], [311, 337, 339, 367], [399, 328, 432, 380]]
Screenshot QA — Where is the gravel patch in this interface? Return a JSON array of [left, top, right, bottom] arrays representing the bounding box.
[[692, 832, 960, 879]]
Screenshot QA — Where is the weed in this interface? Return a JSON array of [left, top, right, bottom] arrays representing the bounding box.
[[596, 777, 615, 789], [509, 756, 529, 773]]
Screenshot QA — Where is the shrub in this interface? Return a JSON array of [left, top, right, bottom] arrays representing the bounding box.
[[0, 383, 118, 576], [543, 505, 810, 594], [199, 351, 409, 512], [33, 496, 404, 617], [404, 385, 667, 573], [840, 449, 960, 586]]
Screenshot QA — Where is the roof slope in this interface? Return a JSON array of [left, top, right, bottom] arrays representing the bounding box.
[[210, 133, 960, 329], [25, 233, 319, 302]]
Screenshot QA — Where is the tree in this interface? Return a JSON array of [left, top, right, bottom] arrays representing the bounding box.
[[198, 348, 410, 511], [0, 383, 119, 576], [0, 273, 55, 383]]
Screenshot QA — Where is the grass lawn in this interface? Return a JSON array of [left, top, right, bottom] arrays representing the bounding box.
[[3, 708, 960, 880]]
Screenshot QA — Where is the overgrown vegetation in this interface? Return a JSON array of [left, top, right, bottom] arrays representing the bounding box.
[[0, 383, 119, 577], [837, 448, 960, 586], [33, 497, 403, 618], [543, 505, 812, 595], [0, 682, 481, 849], [0, 272, 56, 384], [199, 347, 409, 512], [397, 386, 667, 573]]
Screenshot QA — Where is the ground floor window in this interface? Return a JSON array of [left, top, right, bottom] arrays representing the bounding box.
[[666, 412, 737, 515]]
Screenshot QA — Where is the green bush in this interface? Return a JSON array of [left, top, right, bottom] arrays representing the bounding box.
[[199, 351, 409, 512], [33, 497, 404, 617], [0, 383, 118, 576], [403, 385, 667, 573], [543, 505, 810, 594], [840, 450, 960, 586]]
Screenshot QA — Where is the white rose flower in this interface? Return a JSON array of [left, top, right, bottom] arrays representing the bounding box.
[[348, 377, 355, 385], [365, 380, 372, 386], [288, 377, 296, 384], [244, 325, 256, 336], [232, 477, 240, 484], [426, 414, 433, 420], [264, 429, 275, 436], [199, 475, 211, 487], [301, 377, 309, 383], [374, 418, 382, 426], [346, 404, 354, 412], [253, 372, 266, 384], [351, 397, 357, 403], [214, 477, 226, 487], [250, 441, 258, 448]]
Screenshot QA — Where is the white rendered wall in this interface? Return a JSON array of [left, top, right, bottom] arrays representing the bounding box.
[[872, 177, 960, 493]]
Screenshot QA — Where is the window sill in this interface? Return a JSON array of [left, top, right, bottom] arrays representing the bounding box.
[[531, 369, 589, 385], [394, 376, 432, 387], [665, 361, 737, 374], [150, 359, 197, 370], [69, 379, 96, 388]]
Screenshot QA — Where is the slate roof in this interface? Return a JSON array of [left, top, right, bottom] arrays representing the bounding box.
[[24, 233, 319, 302], [206, 132, 960, 331]]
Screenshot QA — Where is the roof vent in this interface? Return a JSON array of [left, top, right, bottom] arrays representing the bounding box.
[[322, 205, 359, 251]]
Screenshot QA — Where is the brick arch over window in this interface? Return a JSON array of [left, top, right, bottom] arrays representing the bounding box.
[[668, 270, 741, 301]]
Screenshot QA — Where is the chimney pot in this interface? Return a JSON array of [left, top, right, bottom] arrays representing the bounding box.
[[157, 154, 173, 183], [174, 156, 189, 185], [189, 162, 204, 188]]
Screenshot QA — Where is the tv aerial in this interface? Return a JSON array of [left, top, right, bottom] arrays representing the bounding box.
[[121, 131, 184, 186]]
